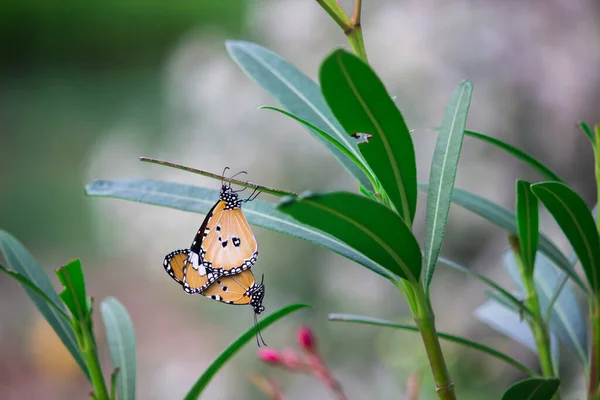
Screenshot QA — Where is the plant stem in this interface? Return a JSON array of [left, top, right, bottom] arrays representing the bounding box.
[[346, 0, 368, 61], [315, 0, 352, 32], [522, 275, 556, 377], [413, 287, 456, 400], [346, 25, 368, 62], [589, 296, 600, 399], [81, 324, 109, 400]]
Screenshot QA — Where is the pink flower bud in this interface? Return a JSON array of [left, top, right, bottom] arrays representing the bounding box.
[[257, 348, 282, 365], [297, 325, 316, 353]]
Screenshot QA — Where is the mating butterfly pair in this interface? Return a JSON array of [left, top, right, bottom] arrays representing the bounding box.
[[162, 179, 265, 317]]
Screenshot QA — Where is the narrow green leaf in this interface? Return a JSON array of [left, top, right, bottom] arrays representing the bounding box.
[[183, 303, 309, 400], [438, 257, 534, 319], [501, 377, 560, 400], [516, 180, 539, 277], [0, 264, 71, 321], [320, 49, 417, 222], [260, 105, 375, 188], [56, 260, 88, 322], [328, 313, 537, 376], [504, 250, 588, 366], [0, 230, 89, 379], [101, 297, 137, 400], [460, 130, 565, 182], [418, 184, 588, 293], [423, 80, 472, 288], [85, 179, 395, 282], [226, 41, 372, 190], [531, 182, 600, 292], [278, 192, 422, 282], [579, 122, 595, 146]]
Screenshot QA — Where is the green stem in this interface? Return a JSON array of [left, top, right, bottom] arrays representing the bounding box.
[[523, 275, 556, 377], [346, 0, 368, 61], [412, 286, 456, 400], [315, 0, 352, 32], [80, 324, 109, 400], [589, 296, 600, 399], [345, 25, 367, 62]]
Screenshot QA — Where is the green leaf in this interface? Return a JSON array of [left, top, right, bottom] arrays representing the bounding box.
[[0, 264, 71, 321], [579, 122, 595, 146], [278, 192, 422, 282], [460, 130, 564, 183], [56, 260, 88, 323], [226, 41, 372, 190], [260, 105, 374, 188], [501, 377, 560, 400], [328, 313, 537, 376], [183, 303, 309, 400], [423, 80, 472, 288], [320, 49, 417, 223], [101, 297, 137, 400], [86, 179, 395, 282], [531, 182, 600, 292], [504, 250, 588, 366], [418, 184, 588, 293], [438, 257, 534, 319], [516, 180, 539, 277], [0, 230, 89, 379]]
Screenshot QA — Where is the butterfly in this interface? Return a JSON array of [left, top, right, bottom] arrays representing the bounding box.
[[164, 248, 265, 311], [163, 173, 259, 294], [163, 247, 267, 345]]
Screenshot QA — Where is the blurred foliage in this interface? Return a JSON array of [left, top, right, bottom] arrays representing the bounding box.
[[0, 1, 247, 66], [0, 1, 248, 251]]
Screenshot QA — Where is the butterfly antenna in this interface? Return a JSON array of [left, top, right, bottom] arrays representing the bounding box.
[[221, 167, 230, 186], [245, 187, 261, 203], [230, 170, 248, 180], [254, 313, 267, 347]]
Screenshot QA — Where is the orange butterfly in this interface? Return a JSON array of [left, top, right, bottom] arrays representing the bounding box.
[[164, 248, 265, 313], [163, 177, 259, 294]]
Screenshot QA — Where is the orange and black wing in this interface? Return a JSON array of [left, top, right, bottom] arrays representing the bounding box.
[[163, 249, 189, 285], [200, 206, 258, 276], [163, 248, 216, 294], [202, 269, 265, 314]]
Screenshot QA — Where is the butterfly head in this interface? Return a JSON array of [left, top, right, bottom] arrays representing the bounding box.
[[219, 184, 242, 210], [249, 275, 265, 315]]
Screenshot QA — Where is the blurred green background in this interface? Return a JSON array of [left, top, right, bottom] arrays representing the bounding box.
[[1, 0, 599, 399]]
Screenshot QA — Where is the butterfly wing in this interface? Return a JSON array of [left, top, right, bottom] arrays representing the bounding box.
[[202, 269, 255, 305], [163, 249, 189, 285], [163, 248, 217, 295], [201, 207, 258, 276]]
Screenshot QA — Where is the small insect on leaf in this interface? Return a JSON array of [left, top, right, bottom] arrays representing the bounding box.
[[350, 132, 373, 144]]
